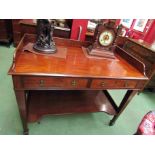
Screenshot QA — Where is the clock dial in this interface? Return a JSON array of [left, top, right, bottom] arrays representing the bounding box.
[[99, 30, 114, 47]]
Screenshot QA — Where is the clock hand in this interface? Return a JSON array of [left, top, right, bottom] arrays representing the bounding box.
[[103, 37, 106, 43]]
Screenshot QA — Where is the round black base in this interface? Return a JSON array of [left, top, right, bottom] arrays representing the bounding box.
[[33, 44, 57, 54]]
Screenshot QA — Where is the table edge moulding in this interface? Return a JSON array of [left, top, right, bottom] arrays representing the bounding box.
[[8, 34, 149, 134]]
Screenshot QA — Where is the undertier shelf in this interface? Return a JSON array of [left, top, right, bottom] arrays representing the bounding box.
[[27, 90, 117, 122]]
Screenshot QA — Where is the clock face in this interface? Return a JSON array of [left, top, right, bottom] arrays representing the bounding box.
[[98, 30, 115, 47]]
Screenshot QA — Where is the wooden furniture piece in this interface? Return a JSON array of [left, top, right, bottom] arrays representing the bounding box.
[[0, 19, 13, 46], [146, 76, 155, 91], [8, 34, 149, 134], [12, 19, 72, 47], [85, 31, 94, 42], [116, 37, 155, 91], [12, 19, 22, 47]]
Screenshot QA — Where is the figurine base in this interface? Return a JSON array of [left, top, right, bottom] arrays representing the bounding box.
[[33, 44, 57, 54], [23, 43, 67, 59]]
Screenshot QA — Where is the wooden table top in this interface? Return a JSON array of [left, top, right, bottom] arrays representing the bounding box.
[[9, 34, 147, 80]]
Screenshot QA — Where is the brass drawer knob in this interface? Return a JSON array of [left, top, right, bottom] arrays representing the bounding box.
[[71, 80, 77, 86], [39, 80, 45, 87], [101, 82, 105, 87], [125, 82, 128, 87]]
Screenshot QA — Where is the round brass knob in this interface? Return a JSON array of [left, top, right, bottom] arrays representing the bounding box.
[[125, 82, 128, 87], [71, 80, 77, 86], [101, 82, 105, 87], [39, 80, 44, 87]]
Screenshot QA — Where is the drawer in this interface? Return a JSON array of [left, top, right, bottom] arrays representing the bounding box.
[[0, 33, 8, 39], [13, 32, 21, 42], [0, 29, 8, 34], [23, 76, 88, 89], [13, 24, 21, 31], [91, 79, 138, 89], [21, 25, 36, 34], [54, 29, 70, 38], [0, 21, 6, 28]]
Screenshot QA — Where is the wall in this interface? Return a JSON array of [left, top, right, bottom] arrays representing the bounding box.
[[117, 19, 155, 44], [70, 19, 155, 44], [70, 19, 88, 41], [143, 20, 155, 44]]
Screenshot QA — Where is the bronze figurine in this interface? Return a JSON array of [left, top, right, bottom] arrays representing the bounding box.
[[33, 19, 57, 53]]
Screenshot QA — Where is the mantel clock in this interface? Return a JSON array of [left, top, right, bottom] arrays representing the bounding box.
[[87, 20, 122, 59]]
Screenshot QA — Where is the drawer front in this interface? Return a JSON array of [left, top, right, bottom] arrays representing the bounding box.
[[21, 25, 36, 34], [0, 20, 6, 28], [13, 32, 21, 45], [13, 24, 21, 31], [91, 79, 138, 89], [0, 33, 8, 39], [23, 76, 88, 89], [0, 29, 8, 35], [54, 29, 70, 38], [13, 32, 21, 40]]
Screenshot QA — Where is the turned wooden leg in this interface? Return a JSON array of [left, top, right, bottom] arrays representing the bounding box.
[[14, 90, 29, 135], [109, 90, 138, 126]]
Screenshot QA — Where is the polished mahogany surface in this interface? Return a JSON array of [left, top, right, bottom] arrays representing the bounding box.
[[28, 90, 117, 122], [8, 34, 149, 134], [9, 35, 147, 80], [116, 37, 155, 90]]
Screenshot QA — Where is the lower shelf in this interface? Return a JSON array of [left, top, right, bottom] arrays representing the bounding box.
[[27, 90, 117, 122]]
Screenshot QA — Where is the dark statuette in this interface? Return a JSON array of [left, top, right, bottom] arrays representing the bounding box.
[[33, 19, 57, 53]]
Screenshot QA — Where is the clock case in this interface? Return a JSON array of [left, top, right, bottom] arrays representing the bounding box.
[[86, 20, 121, 59]]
